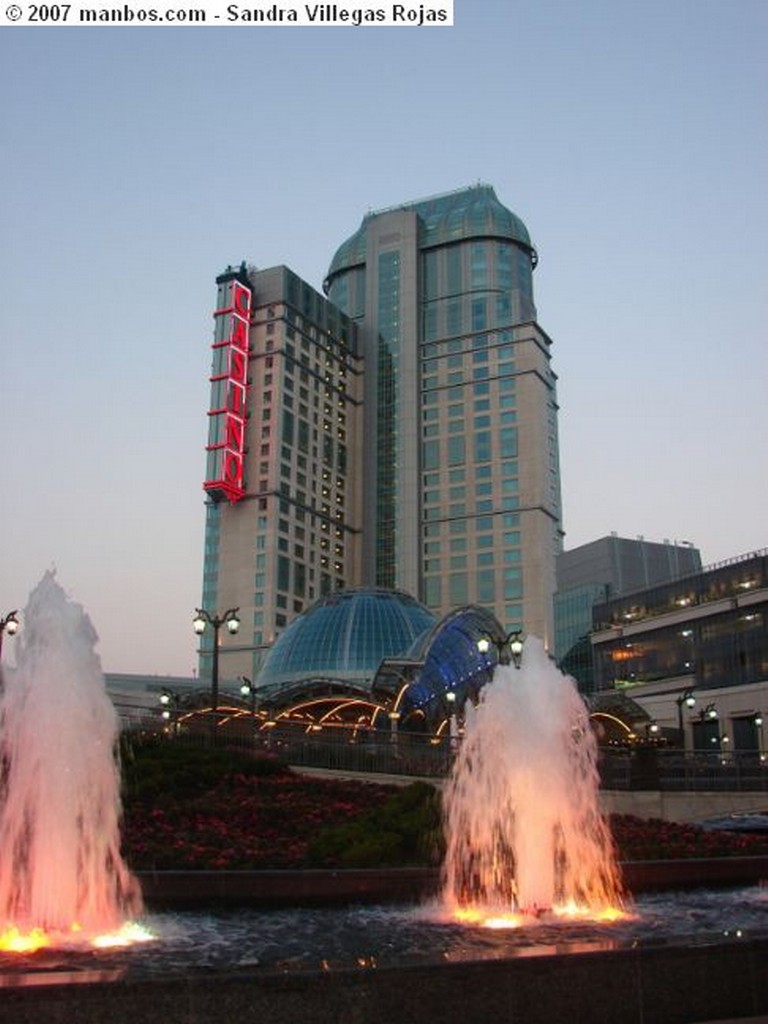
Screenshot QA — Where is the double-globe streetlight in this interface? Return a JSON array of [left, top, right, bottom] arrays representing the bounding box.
[[477, 629, 524, 669], [192, 607, 240, 711], [675, 688, 696, 746], [0, 611, 19, 659], [159, 689, 179, 732]]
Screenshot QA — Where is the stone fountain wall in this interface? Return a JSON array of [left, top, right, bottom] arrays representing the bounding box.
[[3, 935, 768, 1024]]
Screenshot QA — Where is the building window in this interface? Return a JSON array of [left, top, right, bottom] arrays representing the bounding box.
[[447, 437, 465, 466], [450, 574, 468, 605], [423, 440, 440, 471]]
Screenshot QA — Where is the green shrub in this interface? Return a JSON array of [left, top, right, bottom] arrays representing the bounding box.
[[119, 736, 286, 806], [308, 781, 443, 868]]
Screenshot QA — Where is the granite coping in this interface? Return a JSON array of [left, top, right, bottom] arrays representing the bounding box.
[[134, 857, 768, 910], [1, 935, 767, 1024]]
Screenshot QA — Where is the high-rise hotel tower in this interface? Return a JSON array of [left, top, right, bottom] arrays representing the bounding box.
[[200, 265, 364, 681], [324, 185, 562, 641], [200, 186, 562, 682]]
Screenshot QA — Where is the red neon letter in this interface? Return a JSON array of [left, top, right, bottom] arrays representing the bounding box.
[[232, 283, 251, 318], [229, 315, 249, 351]]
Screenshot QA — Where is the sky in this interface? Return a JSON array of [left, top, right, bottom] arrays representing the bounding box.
[[1, 0, 767, 676]]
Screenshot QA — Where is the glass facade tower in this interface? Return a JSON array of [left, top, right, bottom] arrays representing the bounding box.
[[324, 185, 562, 645]]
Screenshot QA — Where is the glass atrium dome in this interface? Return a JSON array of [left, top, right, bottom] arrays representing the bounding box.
[[256, 588, 437, 693]]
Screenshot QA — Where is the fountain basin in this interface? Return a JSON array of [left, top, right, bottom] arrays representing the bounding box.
[[1, 887, 768, 1024], [132, 857, 768, 910]]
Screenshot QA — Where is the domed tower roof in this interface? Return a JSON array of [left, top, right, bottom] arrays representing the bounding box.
[[324, 184, 537, 290], [256, 588, 437, 691]]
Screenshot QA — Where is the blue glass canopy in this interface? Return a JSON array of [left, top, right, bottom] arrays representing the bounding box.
[[393, 604, 504, 727]]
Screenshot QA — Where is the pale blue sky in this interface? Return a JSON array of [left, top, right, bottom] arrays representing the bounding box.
[[2, 1, 767, 674]]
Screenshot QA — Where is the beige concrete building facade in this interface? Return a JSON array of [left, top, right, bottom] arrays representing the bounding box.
[[200, 265, 364, 682]]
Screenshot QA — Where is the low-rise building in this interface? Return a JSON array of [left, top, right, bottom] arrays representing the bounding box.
[[590, 549, 767, 754]]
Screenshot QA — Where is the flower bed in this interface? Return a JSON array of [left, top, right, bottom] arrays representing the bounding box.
[[120, 743, 768, 871], [122, 766, 396, 870], [610, 813, 768, 861]]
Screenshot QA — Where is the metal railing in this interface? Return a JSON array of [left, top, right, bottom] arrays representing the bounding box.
[[598, 747, 768, 792], [120, 704, 768, 793], [123, 721, 455, 779]]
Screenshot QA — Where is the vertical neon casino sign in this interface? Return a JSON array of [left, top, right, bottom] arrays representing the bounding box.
[[204, 275, 252, 503]]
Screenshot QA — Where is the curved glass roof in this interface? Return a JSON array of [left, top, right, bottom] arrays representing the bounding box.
[[325, 185, 536, 286], [397, 605, 504, 726], [256, 588, 437, 690]]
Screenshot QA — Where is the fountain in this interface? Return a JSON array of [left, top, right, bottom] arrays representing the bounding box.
[[0, 572, 143, 949], [0, 591, 765, 1023], [442, 636, 624, 923]]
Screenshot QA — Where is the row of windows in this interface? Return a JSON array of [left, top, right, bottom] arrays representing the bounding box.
[[283, 338, 351, 382], [422, 328, 514, 360], [424, 570, 524, 607], [596, 556, 768, 628], [423, 343, 516, 374], [424, 530, 521, 554], [424, 460, 518, 485], [423, 512, 520, 537], [423, 377, 517, 404], [424, 497, 521, 520], [280, 410, 348, 462], [277, 272, 356, 351], [422, 362, 517, 390], [594, 610, 767, 691], [422, 427, 518, 470], [428, 348, 518, 376], [274, 553, 344, 605], [423, 411, 518, 440], [423, 476, 519, 506], [422, 396, 517, 427], [422, 242, 532, 302], [425, 549, 522, 571], [423, 294, 516, 342], [258, 334, 354, 409]]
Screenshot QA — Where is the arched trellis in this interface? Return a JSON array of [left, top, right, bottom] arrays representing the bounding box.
[[587, 691, 651, 747], [589, 710, 636, 746]]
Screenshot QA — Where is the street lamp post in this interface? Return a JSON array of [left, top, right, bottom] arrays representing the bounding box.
[[159, 689, 179, 734], [675, 688, 696, 747], [477, 630, 524, 669], [240, 676, 257, 734], [696, 702, 719, 754], [445, 690, 458, 751], [0, 611, 19, 659], [193, 607, 240, 711], [239, 676, 255, 709], [701, 702, 718, 722], [389, 710, 400, 754], [754, 712, 764, 761]]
